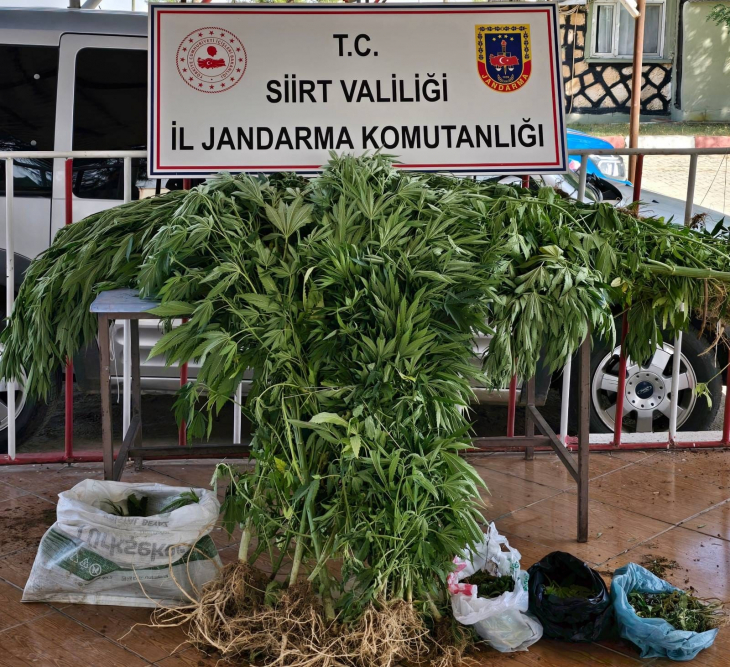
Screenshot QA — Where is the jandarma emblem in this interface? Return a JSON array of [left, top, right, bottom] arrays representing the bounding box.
[[475, 24, 531, 92], [177, 27, 247, 93]]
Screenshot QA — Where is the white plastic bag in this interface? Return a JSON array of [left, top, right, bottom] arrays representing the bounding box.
[[23, 479, 222, 607], [448, 523, 543, 652]]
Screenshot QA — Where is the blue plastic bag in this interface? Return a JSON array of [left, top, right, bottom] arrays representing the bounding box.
[[611, 563, 718, 661]]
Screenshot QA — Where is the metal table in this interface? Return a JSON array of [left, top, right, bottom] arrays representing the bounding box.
[[91, 289, 589, 541], [470, 335, 592, 542], [91, 289, 249, 480]]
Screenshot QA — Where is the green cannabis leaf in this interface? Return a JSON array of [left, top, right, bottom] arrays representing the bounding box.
[[3, 154, 730, 625]]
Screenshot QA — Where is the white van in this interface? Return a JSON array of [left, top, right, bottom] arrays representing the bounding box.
[[0, 7, 720, 449], [0, 8, 186, 445]]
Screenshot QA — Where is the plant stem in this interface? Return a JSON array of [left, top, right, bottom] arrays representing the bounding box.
[[238, 466, 264, 562], [238, 520, 252, 561], [320, 570, 336, 622], [642, 261, 730, 281], [289, 512, 308, 587], [426, 594, 442, 621], [248, 540, 267, 566], [269, 534, 293, 579]]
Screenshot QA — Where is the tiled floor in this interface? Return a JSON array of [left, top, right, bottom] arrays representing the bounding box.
[[0, 450, 728, 665]]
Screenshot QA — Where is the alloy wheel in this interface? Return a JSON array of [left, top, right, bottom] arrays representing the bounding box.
[[591, 342, 697, 433]]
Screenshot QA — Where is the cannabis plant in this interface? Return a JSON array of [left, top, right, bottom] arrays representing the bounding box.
[[2, 155, 730, 659]]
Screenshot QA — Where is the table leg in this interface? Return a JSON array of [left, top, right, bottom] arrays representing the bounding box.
[[577, 331, 591, 542], [131, 319, 143, 461], [98, 314, 113, 480]]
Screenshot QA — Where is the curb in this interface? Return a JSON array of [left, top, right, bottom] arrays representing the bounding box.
[[695, 136, 730, 148], [598, 135, 730, 149]]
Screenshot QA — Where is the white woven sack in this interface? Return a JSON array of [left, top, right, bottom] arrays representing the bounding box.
[[23, 479, 222, 607]]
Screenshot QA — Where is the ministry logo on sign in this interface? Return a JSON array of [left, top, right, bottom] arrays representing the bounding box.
[[176, 27, 247, 93], [475, 25, 531, 93]]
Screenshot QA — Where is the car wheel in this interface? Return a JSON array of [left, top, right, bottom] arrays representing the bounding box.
[[0, 343, 55, 454], [588, 327, 721, 434]]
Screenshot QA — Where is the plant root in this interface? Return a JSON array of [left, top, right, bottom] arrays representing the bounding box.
[[338, 599, 430, 667], [425, 616, 474, 667], [149, 563, 470, 667]]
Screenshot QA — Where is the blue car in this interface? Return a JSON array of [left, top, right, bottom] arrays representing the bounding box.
[[567, 128, 631, 186], [486, 129, 630, 203]]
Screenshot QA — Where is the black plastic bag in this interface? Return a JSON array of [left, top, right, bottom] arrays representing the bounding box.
[[527, 551, 613, 642]]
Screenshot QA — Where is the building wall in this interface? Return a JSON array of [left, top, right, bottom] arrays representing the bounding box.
[[675, 1, 730, 120], [561, 7, 672, 117]]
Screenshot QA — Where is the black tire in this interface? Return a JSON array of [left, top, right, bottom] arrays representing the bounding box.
[[675, 331, 722, 431], [0, 394, 51, 453], [0, 360, 61, 455], [579, 325, 722, 435], [0, 301, 64, 453]]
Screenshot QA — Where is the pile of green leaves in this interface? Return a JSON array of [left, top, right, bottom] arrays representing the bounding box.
[[628, 591, 724, 632], [2, 154, 730, 626], [102, 493, 148, 517], [159, 489, 201, 513], [544, 580, 595, 599], [463, 570, 514, 598], [101, 489, 199, 517], [640, 555, 679, 579], [1, 191, 186, 399]]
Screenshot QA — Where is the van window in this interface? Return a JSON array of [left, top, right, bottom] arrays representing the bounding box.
[[72, 47, 147, 199], [0, 44, 58, 197]]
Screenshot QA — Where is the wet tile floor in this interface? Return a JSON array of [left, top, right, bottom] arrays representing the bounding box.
[[0, 449, 727, 665]]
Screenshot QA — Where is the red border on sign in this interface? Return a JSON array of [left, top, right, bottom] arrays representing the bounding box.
[[154, 7, 562, 172]]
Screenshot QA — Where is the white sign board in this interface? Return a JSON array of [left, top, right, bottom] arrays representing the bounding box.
[[149, 2, 567, 177]]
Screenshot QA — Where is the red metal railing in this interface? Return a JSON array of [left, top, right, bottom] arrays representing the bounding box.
[[2, 148, 730, 466], [505, 176, 529, 439], [179, 177, 192, 447], [502, 150, 730, 452], [613, 313, 629, 448], [506, 373, 518, 438], [64, 159, 74, 459]]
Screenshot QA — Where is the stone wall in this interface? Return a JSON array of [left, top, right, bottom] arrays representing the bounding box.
[[560, 7, 672, 116]]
